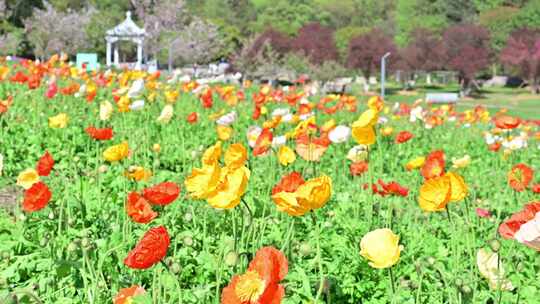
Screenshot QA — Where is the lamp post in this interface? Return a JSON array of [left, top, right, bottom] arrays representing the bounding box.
[[380, 52, 391, 98]]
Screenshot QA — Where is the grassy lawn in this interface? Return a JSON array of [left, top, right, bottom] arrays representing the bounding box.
[[351, 83, 540, 119]]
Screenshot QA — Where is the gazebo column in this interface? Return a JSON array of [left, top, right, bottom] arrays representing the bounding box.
[[106, 41, 112, 67], [136, 41, 143, 70], [113, 44, 120, 67]]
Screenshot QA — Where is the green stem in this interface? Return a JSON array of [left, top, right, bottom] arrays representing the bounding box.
[[389, 267, 396, 297], [311, 212, 324, 302]]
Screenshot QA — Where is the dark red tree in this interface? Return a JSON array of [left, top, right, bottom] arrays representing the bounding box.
[[292, 22, 339, 65], [442, 24, 491, 95], [500, 28, 540, 94], [401, 28, 445, 74], [249, 28, 292, 57], [347, 28, 397, 79]]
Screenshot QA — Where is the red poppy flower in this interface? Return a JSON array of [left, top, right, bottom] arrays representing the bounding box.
[[45, 81, 58, 99], [488, 142, 501, 152], [252, 106, 261, 120], [27, 74, 41, 90], [371, 179, 409, 197], [124, 226, 170, 269], [201, 88, 213, 108], [253, 128, 273, 156], [421, 150, 445, 180], [10, 71, 28, 83], [126, 192, 157, 224], [114, 285, 146, 304], [142, 182, 181, 206], [395, 131, 413, 144], [85, 126, 114, 141], [508, 163, 534, 192], [221, 246, 288, 304], [272, 172, 305, 195], [494, 114, 521, 130], [22, 182, 52, 212], [350, 161, 369, 177], [36, 151, 54, 176], [533, 184, 540, 194], [187, 112, 198, 124]]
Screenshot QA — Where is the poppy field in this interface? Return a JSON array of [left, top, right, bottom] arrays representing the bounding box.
[[0, 57, 540, 304]]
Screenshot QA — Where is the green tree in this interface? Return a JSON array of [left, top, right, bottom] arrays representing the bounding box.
[[395, 0, 447, 46], [334, 26, 368, 60], [478, 6, 520, 53]]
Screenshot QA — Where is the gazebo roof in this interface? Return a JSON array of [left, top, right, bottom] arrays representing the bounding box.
[[106, 11, 145, 38]]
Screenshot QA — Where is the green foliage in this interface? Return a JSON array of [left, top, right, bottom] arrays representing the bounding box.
[[395, 0, 448, 46], [478, 6, 520, 53]]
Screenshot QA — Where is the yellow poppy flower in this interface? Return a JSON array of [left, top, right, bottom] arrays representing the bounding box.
[[360, 228, 403, 269], [224, 143, 247, 169], [351, 125, 376, 145], [405, 156, 425, 171], [367, 96, 384, 112], [202, 141, 222, 165], [103, 141, 129, 162], [445, 172, 468, 202], [321, 119, 336, 133], [352, 109, 378, 129], [296, 175, 332, 210], [381, 126, 393, 137], [125, 166, 152, 182], [216, 125, 233, 141], [418, 175, 452, 212], [206, 166, 250, 209], [451, 155, 471, 169], [17, 168, 40, 189], [164, 90, 179, 103], [48, 113, 69, 128], [184, 162, 221, 199], [278, 146, 296, 166]]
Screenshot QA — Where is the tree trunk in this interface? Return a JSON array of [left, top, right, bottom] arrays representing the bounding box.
[[530, 77, 539, 94], [168, 43, 173, 73]]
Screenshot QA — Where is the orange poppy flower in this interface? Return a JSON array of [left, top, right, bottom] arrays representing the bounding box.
[[187, 112, 198, 124], [126, 192, 157, 224], [114, 285, 146, 304], [253, 128, 273, 156], [494, 114, 521, 130], [421, 150, 445, 180], [0, 96, 13, 114], [498, 201, 540, 250], [142, 182, 181, 206], [221, 246, 288, 304], [488, 142, 501, 152], [350, 161, 369, 177], [395, 131, 413, 144], [271, 172, 305, 195], [36, 151, 54, 176], [22, 182, 52, 212], [124, 226, 170, 269], [507, 163, 534, 192], [418, 175, 452, 212], [85, 126, 114, 141]]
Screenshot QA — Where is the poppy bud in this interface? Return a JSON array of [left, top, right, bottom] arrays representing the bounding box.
[[460, 286, 472, 294], [183, 236, 193, 247], [184, 212, 193, 222], [81, 237, 91, 249], [98, 165, 108, 173], [152, 143, 161, 153], [299, 243, 312, 256], [67, 242, 78, 252], [489, 239, 501, 252], [454, 278, 463, 287], [68, 218, 75, 226], [171, 262, 182, 274], [427, 257, 436, 266], [19, 214, 26, 222], [0, 277, 7, 287], [225, 251, 239, 267], [48, 211, 55, 220], [39, 238, 48, 247]]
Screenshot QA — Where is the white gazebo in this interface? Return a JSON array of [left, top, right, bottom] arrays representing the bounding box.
[[105, 11, 146, 69]]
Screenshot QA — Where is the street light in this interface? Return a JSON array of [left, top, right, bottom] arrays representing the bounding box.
[[380, 52, 391, 98]]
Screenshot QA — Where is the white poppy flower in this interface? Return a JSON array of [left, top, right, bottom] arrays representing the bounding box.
[[329, 125, 351, 144], [216, 111, 237, 126], [129, 100, 145, 111]]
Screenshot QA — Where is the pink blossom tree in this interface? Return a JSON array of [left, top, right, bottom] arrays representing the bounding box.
[[500, 28, 540, 94]]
